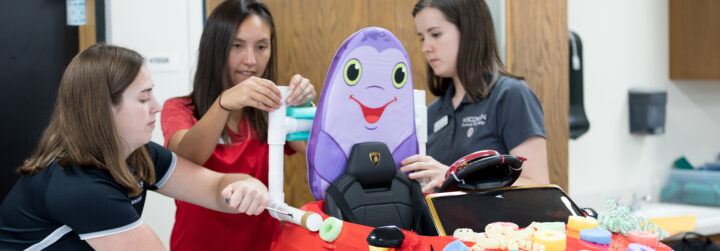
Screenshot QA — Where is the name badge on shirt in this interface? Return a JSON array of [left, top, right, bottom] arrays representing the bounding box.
[[433, 115, 448, 133]]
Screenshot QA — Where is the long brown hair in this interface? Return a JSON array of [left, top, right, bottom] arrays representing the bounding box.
[[413, 0, 522, 102], [190, 0, 277, 143], [17, 44, 155, 197]]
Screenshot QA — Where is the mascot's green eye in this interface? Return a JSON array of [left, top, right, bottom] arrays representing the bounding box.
[[344, 59, 362, 86], [392, 62, 408, 88]]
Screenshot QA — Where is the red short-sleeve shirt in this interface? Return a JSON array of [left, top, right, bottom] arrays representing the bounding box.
[[161, 97, 293, 251]]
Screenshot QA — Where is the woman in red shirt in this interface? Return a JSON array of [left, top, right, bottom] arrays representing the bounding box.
[[160, 0, 315, 250]]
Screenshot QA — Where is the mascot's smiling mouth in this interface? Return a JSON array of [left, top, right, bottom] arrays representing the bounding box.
[[349, 95, 397, 124]]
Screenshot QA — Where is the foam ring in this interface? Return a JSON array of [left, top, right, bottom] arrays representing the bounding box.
[[628, 231, 658, 248], [319, 217, 343, 242], [453, 228, 475, 241], [534, 222, 566, 233], [627, 243, 656, 251], [579, 228, 612, 245], [492, 221, 520, 231], [470, 244, 484, 251], [533, 229, 566, 251], [568, 216, 599, 231]]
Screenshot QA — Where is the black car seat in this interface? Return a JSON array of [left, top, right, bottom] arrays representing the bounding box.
[[323, 142, 437, 235]]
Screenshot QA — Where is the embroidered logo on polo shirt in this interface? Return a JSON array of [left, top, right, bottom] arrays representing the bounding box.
[[130, 195, 143, 205], [131, 180, 146, 205], [461, 114, 487, 127]]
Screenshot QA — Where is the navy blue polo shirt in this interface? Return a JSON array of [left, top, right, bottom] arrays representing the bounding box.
[[0, 142, 176, 250], [427, 76, 546, 166]]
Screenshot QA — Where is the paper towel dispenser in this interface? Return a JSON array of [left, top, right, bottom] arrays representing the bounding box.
[[569, 31, 590, 139]]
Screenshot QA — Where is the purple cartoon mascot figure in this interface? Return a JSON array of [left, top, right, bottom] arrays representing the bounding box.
[[307, 27, 418, 200]]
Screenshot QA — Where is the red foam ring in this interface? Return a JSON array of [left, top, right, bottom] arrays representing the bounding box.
[[627, 231, 658, 249]]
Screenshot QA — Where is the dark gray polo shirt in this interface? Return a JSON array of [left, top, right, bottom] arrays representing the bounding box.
[[427, 76, 546, 166], [0, 142, 176, 250]]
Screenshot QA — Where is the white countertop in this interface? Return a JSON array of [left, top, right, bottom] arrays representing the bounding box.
[[630, 202, 720, 239]]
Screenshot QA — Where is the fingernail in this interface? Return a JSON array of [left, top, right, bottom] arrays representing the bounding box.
[[225, 197, 230, 203]]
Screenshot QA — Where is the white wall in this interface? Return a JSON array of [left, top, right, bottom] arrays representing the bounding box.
[[106, 0, 203, 247], [567, 0, 720, 211], [486, 0, 506, 63]]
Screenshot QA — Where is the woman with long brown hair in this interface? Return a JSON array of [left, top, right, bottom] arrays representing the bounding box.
[[400, 0, 550, 191], [0, 44, 269, 250], [160, 0, 315, 250]]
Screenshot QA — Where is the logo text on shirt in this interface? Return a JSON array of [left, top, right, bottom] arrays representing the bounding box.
[[461, 114, 487, 127], [130, 195, 143, 205]]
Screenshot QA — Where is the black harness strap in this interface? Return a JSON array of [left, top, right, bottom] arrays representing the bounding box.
[[325, 181, 359, 223]]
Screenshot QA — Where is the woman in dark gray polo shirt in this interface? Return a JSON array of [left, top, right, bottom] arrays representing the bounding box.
[[400, 0, 550, 192]]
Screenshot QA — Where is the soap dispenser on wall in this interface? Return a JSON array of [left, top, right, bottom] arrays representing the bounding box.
[[628, 87, 667, 135], [569, 31, 590, 139]]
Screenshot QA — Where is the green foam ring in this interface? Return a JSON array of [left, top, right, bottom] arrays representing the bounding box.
[[287, 132, 310, 141], [286, 107, 316, 119], [319, 217, 343, 243], [529, 221, 566, 233]]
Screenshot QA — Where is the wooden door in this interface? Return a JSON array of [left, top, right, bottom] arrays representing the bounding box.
[[506, 0, 569, 191]]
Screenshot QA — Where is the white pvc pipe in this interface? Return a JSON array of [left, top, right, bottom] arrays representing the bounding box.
[[268, 145, 285, 205], [265, 86, 321, 232], [268, 201, 322, 232], [284, 117, 313, 134], [414, 89, 427, 156], [267, 86, 290, 212], [414, 90, 428, 186]]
